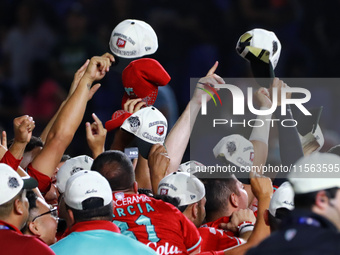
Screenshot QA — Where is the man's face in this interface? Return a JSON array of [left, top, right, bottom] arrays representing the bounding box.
[[30, 198, 58, 245], [235, 180, 249, 210]]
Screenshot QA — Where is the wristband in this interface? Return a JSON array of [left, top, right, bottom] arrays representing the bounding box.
[[249, 107, 272, 145], [237, 221, 255, 235]]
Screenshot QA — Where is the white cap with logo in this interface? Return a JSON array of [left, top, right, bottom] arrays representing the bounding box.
[[109, 19, 158, 59], [236, 28, 281, 71], [64, 170, 112, 210], [121, 106, 167, 158], [288, 152, 340, 194], [0, 163, 38, 205], [178, 160, 205, 175], [269, 182, 295, 217], [157, 172, 205, 207], [213, 134, 254, 168], [56, 155, 94, 193]]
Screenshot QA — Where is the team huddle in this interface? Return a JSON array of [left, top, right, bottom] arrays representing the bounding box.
[[0, 16, 340, 255]]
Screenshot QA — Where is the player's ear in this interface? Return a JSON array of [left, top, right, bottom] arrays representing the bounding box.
[[133, 181, 138, 193], [230, 193, 239, 208], [67, 209, 75, 225], [192, 203, 198, 219]]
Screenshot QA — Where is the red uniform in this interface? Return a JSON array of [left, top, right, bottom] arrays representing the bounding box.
[[0, 150, 52, 195], [200, 216, 243, 251], [0, 220, 55, 255], [199, 227, 242, 251], [112, 192, 201, 255]]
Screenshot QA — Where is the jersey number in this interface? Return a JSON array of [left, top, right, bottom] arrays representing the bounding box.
[[114, 215, 160, 243]]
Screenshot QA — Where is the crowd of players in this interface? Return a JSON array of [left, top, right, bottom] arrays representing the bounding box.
[[1, 18, 340, 255]]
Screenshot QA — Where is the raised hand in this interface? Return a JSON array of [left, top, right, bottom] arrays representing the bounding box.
[[86, 113, 107, 159], [82, 54, 114, 82], [13, 115, 35, 144], [123, 98, 146, 113], [1, 130, 7, 149], [269, 78, 291, 106], [254, 87, 272, 109], [191, 61, 225, 105]]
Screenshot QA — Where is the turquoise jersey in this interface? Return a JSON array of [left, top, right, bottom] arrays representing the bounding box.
[[51, 229, 157, 255]]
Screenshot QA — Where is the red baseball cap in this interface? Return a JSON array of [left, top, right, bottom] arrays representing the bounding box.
[[121, 58, 171, 108]]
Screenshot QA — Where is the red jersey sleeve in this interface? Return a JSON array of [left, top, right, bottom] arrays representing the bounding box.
[[179, 210, 201, 253], [199, 227, 242, 252], [199, 251, 225, 255], [0, 150, 22, 170], [26, 163, 51, 194]]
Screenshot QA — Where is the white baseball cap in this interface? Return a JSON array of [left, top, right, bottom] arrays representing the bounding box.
[[213, 134, 254, 168], [0, 163, 38, 205], [121, 106, 167, 158], [288, 152, 340, 194], [269, 182, 295, 217], [236, 28, 281, 78], [109, 19, 158, 59], [178, 160, 205, 175], [213, 135, 254, 183], [295, 107, 324, 152], [158, 172, 205, 206], [299, 124, 324, 152], [64, 170, 112, 210], [56, 155, 94, 193]]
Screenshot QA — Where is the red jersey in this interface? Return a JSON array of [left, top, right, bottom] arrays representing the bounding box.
[[0, 220, 55, 255], [112, 192, 201, 255], [199, 227, 242, 251], [0, 150, 21, 170], [26, 163, 52, 195]]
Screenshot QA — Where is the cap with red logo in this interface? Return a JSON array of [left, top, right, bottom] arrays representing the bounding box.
[[120, 106, 168, 158], [109, 19, 158, 59]]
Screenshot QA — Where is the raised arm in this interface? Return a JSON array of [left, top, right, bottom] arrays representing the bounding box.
[[31, 54, 114, 178], [165, 62, 225, 173]]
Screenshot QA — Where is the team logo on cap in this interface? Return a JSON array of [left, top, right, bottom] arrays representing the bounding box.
[[128, 116, 141, 133], [227, 141, 236, 156], [250, 152, 254, 162], [190, 195, 196, 200], [156, 126, 164, 136], [70, 167, 84, 175], [116, 38, 126, 48], [8, 177, 20, 188], [160, 188, 168, 195]]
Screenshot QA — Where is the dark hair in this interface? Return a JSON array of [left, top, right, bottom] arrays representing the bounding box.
[[91, 150, 135, 191], [61, 154, 71, 163], [67, 198, 113, 223], [203, 178, 239, 214], [294, 187, 338, 209], [268, 208, 291, 232], [153, 195, 181, 209], [26, 190, 38, 210], [328, 145, 340, 156], [8, 136, 44, 153], [21, 190, 38, 233], [138, 188, 154, 197]]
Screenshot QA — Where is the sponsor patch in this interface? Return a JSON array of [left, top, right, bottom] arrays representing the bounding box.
[[116, 38, 126, 48], [156, 126, 164, 136], [159, 188, 168, 195]]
